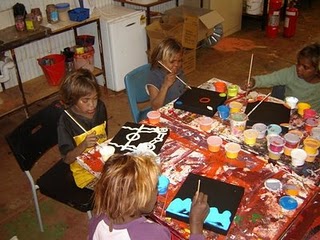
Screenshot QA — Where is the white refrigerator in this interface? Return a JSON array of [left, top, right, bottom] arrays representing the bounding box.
[[99, 5, 148, 92]]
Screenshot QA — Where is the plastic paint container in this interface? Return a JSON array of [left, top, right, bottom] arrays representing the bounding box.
[[311, 127, 320, 141], [225, 142, 241, 159], [283, 184, 299, 196], [207, 136, 223, 152], [199, 116, 213, 132], [217, 105, 230, 120], [227, 84, 238, 97], [303, 108, 317, 119], [284, 146, 294, 156], [252, 123, 267, 139], [284, 133, 300, 148], [230, 112, 247, 136], [305, 150, 319, 163], [157, 175, 170, 195], [291, 148, 307, 167], [268, 135, 285, 153], [303, 137, 320, 155], [229, 101, 243, 113], [285, 96, 299, 109], [268, 147, 283, 160], [243, 129, 259, 146], [289, 129, 304, 140], [279, 196, 298, 211], [267, 124, 282, 135], [56, 3, 70, 21], [147, 111, 161, 124], [305, 118, 318, 133], [214, 81, 227, 93], [297, 102, 311, 116]]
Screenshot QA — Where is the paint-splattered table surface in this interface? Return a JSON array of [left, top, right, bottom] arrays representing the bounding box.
[[78, 78, 320, 239]]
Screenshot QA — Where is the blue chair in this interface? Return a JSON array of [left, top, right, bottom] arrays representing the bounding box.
[[124, 64, 152, 123]]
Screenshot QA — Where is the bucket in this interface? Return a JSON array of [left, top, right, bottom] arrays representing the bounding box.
[[38, 54, 66, 86], [246, 0, 263, 15], [74, 48, 95, 72]]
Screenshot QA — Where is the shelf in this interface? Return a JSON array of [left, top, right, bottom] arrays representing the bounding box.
[[0, 67, 103, 118]]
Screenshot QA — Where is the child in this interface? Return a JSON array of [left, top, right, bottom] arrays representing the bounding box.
[[146, 38, 187, 110], [250, 42, 320, 112], [89, 154, 209, 240], [57, 68, 108, 189]]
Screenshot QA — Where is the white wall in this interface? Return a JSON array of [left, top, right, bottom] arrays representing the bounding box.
[[0, 0, 180, 90]]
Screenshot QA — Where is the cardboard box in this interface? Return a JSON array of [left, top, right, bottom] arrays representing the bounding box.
[[146, 18, 183, 53], [164, 5, 224, 49], [183, 49, 196, 75]]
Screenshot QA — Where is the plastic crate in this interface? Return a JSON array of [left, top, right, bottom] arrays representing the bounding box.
[[68, 8, 89, 22]]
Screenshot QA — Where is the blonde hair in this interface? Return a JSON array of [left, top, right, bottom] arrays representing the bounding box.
[[150, 37, 183, 69], [59, 68, 100, 107], [94, 154, 160, 223]]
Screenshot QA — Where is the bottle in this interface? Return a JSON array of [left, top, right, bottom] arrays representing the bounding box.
[[15, 15, 25, 32], [46, 4, 59, 23]]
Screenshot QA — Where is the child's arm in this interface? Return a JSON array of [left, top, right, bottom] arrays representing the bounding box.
[[63, 132, 98, 164], [189, 192, 209, 236]]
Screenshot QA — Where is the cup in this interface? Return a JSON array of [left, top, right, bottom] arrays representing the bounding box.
[[99, 145, 115, 162], [207, 136, 223, 152], [199, 116, 213, 131], [305, 118, 318, 133], [306, 150, 319, 163], [243, 129, 259, 146], [227, 84, 238, 97], [291, 148, 307, 167], [224, 142, 241, 159], [284, 146, 294, 156], [217, 105, 230, 120], [214, 81, 227, 93], [297, 102, 311, 116], [268, 147, 283, 160], [147, 110, 161, 124], [157, 175, 170, 195], [252, 123, 267, 139], [303, 109, 317, 119], [285, 96, 299, 109], [311, 127, 320, 141], [284, 133, 300, 149], [268, 135, 285, 153], [267, 124, 282, 136], [230, 112, 247, 136], [229, 101, 243, 113], [289, 129, 304, 140], [303, 137, 320, 155]]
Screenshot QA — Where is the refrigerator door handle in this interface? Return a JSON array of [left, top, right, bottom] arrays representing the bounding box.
[[125, 22, 136, 27]]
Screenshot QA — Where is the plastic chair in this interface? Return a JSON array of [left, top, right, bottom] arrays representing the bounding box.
[[124, 63, 152, 123], [5, 100, 93, 232]]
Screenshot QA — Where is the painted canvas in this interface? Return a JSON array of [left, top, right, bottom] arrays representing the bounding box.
[[245, 101, 291, 126], [108, 122, 170, 154], [166, 173, 245, 235], [174, 87, 227, 117]]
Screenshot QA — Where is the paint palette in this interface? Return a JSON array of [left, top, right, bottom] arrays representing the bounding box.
[[166, 173, 244, 236], [174, 87, 227, 117]]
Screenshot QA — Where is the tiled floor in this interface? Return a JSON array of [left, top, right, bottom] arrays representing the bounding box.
[[0, 2, 319, 239]]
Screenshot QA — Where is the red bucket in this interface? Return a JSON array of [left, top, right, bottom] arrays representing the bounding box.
[[38, 54, 66, 86]]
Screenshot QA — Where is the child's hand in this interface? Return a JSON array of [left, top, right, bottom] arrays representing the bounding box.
[[189, 192, 209, 235], [163, 72, 177, 88], [83, 131, 98, 148]]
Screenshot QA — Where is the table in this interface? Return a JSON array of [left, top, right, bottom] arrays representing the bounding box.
[[114, 0, 179, 25], [77, 78, 319, 239]]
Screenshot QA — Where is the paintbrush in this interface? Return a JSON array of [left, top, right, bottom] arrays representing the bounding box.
[[158, 61, 192, 89], [245, 53, 254, 101], [246, 92, 272, 118], [64, 110, 101, 146]]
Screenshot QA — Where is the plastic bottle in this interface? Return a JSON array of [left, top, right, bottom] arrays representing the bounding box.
[[46, 4, 59, 23]]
